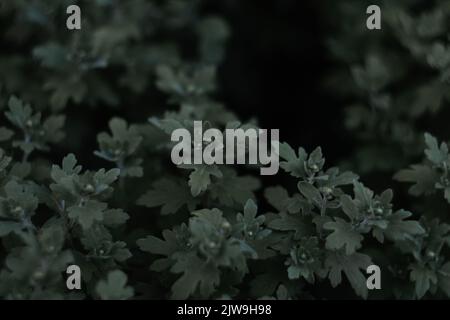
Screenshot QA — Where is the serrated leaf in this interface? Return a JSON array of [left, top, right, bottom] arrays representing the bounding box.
[[353, 182, 374, 207], [325, 252, 371, 299], [278, 143, 307, 177], [137, 229, 180, 256], [324, 218, 363, 255], [171, 253, 220, 299], [394, 165, 439, 196], [183, 165, 223, 196], [42, 115, 65, 143], [298, 182, 322, 207], [96, 270, 134, 300], [67, 200, 107, 229], [268, 212, 311, 237], [93, 168, 121, 187], [209, 168, 260, 206], [103, 209, 129, 227], [138, 178, 197, 215], [340, 195, 359, 220], [410, 264, 437, 299], [244, 199, 257, 219], [384, 210, 425, 241], [424, 133, 448, 165]]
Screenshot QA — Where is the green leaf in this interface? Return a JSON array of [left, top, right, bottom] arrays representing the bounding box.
[[96, 270, 134, 300], [325, 169, 358, 188], [445, 188, 450, 203], [278, 143, 307, 177], [438, 262, 450, 297], [93, 168, 121, 188], [394, 165, 439, 196], [138, 235, 174, 256], [5, 96, 65, 152], [0, 221, 22, 237], [410, 264, 437, 299], [268, 212, 311, 238], [351, 54, 390, 92], [424, 133, 448, 165], [62, 153, 81, 174], [287, 265, 301, 280], [264, 186, 290, 212], [325, 252, 372, 299], [324, 218, 363, 255], [103, 209, 129, 227], [298, 182, 323, 210], [353, 182, 374, 207], [95, 118, 143, 176], [427, 43, 450, 69], [182, 165, 223, 196], [244, 199, 257, 218], [51, 153, 82, 182], [138, 178, 198, 215], [5, 96, 32, 128], [0, 149, 12, 173], [3, 180, 39, 213], [384, 210, 425, 241], [42, 115, 65, 143], [0, 127, 14, 142], [149, 117, 185, 135], [171, 253, 220, 299], [33, 43, 68, 69], [155, 65, 216, 100], [67, 200, 107, 229], [340, 195, 359, 220], [265, 186, 305, 214], [209, 168, 260, 206]]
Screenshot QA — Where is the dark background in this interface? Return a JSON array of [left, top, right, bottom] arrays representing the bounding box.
[[207, 0, 351, 165], [60, 0, 353, 190], [0, 0, 354, 186]]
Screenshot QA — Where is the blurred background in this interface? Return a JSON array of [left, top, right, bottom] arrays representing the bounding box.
[[1, 0, 450, 300], [1, 0, 449, 208]]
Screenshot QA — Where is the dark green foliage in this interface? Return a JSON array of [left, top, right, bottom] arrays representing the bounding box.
[[0, 0, 450, 300], [325, 0, 450, 299], [327, 0, 450, 173]]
